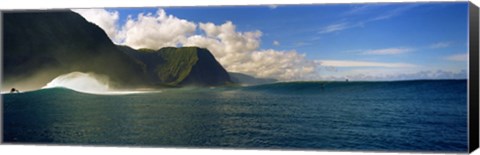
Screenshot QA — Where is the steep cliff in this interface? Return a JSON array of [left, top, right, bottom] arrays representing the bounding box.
[[3, 10, 232, 90], [3, 10, 148, 90], [119, 46, 232, 87]]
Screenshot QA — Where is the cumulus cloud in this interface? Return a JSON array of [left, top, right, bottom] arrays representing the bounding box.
[[72, 9, 121, 43], [361, 48, 413, 55], [445, 53, 467, 61], [183, 21, 316, 80], [75, 9, 197, 49], [74, 8, 318, 81], [119, 9, 197, 50], [318, 60, 417, 68]]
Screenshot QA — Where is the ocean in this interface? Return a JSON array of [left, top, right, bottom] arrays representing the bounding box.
[[2, 80, 468, 152]]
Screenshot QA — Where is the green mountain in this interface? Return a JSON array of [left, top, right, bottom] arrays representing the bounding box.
[[118, 46, 232, 87], [3, 10, 231, 90]]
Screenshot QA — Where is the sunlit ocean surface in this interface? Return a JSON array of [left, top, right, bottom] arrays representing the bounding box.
[[3, 80, 468, 152]]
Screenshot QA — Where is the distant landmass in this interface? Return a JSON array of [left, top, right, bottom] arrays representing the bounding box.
[[229, 72, 277, 85], [3, 10, 236, 90]]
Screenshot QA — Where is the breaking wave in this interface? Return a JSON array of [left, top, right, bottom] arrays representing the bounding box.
[[42, 72, 156, 95]]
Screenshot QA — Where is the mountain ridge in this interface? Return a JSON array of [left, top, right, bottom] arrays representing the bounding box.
[[118, 46, 233, 87], [3, 10, 232, 91]]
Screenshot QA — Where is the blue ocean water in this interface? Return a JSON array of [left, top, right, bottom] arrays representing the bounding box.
[[3, 80, 468, 152]]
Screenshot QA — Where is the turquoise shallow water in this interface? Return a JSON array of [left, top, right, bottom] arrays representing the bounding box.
[[3, 80, 468, 152]]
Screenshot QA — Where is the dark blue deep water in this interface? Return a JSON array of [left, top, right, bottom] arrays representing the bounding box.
[[3, 80, 468, 152]]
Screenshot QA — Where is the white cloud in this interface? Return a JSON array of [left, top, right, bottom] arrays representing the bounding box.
[[72, 9, 121, 43], [361, 48, 413, 55], [430, 41, 452, 49], [183, 21, 317, 80], [185, 21, 262, 63], [273, 40, 280, 46], [73, 9, 197, 49], [445, 53, 467, 61], [268, 5, 278, 9], [368, 4, 419, 21], [321, 4, 418, 34], [318, 22, 349, 34], [342, 5, 372, 16], [119, 9, 197, 50], [318, 60, 417, 68]]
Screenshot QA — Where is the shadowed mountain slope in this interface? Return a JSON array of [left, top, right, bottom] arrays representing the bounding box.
[[3, 10, 232, 90]]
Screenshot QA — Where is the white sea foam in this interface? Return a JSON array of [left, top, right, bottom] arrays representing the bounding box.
[[42, 72, 158, 95]]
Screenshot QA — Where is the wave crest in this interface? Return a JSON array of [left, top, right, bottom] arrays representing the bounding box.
[[42, 72, 155, 95], [43, 72, 111, 93]]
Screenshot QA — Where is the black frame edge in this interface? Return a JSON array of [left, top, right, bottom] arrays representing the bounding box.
[[469, 1, 480, 153], [0, 11, 4, 144]]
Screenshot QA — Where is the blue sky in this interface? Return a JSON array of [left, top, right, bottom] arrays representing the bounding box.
[[75, 2, 469, 81]]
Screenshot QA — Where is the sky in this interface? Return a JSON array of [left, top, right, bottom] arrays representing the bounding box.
[[72, 2, 469, 81]]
